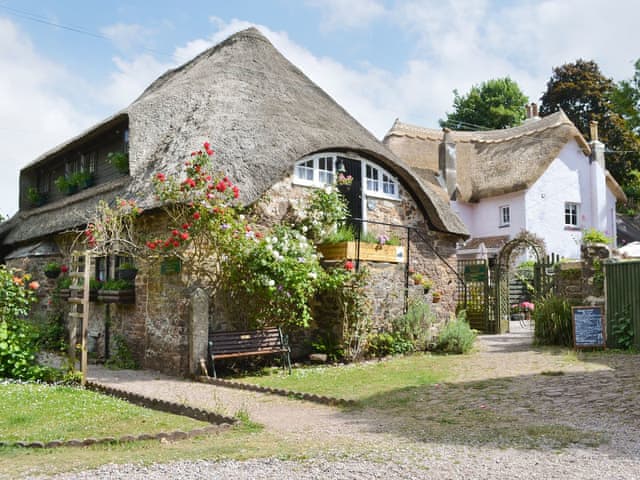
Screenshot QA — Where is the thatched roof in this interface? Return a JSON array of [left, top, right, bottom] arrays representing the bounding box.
[[383, 111, 624, 203], [2, 27, 468, 247]]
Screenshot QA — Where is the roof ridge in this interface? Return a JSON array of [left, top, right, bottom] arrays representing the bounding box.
[[386, 111, 582, 145]]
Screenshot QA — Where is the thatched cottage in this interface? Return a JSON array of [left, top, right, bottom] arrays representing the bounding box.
[[1, 28, 467, 375], [384, 106, 626, 260]]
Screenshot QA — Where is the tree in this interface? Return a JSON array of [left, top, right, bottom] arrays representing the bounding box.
[[539, 59, 640, 184], [440, 77, 529, 130], [611, 58, 640, 135]]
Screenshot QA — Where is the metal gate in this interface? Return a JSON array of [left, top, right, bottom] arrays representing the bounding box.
[[605, 260, 640, 349]]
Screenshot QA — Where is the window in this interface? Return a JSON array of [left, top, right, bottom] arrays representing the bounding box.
[[565, 202, 579, 227], [294, 155, 334, 186], [499, 205, 510, 227], [365, 162, 399, 199]]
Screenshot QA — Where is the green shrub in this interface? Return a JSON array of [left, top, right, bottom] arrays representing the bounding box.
[[533, 294, 574, 346], [582, 228, 611, 245], [392, 299, 434, 351], [435, 311, 476, 354], [105, 334, 138, 370], [611, 307, 635, 350], [367, 332, 413, 357], [33, 311, 67, 352]]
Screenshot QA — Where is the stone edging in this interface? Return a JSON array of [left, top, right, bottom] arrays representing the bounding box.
[[0, 382, 236, 449], [196, 375, 357, 407]]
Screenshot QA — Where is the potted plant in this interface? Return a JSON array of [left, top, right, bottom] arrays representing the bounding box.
[[44, 262, 62, 278], [117, 262, 138, 281], [73, 170, 94, 190], [55, 175, 79, 195], [97, 279, 135, 304], [412, 272, 424, 285], [27, 187, 46, 207], [107, 151, 129, 174], [431, 291, 442, 303], [55, 276, 72, 299], [421, 278, 433, 294]]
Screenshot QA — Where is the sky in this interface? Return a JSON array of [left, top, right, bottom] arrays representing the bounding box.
[[1, 0, 639, 217]]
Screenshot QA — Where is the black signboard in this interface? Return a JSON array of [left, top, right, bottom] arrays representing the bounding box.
[[464, 264, 487, 282], [572, 306, 606, 349]]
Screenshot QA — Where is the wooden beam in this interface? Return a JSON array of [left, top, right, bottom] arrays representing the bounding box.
[[81, 251, 91, 386]]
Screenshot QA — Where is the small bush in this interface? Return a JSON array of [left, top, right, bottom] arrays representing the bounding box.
[[105, 334, 138, 370], [582, 228, 611, 245], [533, 294, 574, 346], [367, 331, 413, 357], [392, 299, 434, 351], [435, 311, 476, 354]]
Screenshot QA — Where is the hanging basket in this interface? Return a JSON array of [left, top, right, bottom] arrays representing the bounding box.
[[44, 268, 61, 279]]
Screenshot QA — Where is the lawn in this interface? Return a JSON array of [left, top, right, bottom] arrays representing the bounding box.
[[0, 383, 209, 442], [238, 353, 451, 402]]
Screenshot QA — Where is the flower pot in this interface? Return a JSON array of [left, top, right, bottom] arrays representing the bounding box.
[[431, 294, 441, 304], [44, 269, 61, 279], [117, 268, 138, 281]]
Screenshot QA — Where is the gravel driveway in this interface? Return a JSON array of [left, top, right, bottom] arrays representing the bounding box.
[[28, 324, 640, 479]]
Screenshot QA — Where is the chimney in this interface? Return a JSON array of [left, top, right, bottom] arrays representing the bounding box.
[[590, 120, 599, 142], [439, 128, 458, 200], [526, 104, 532, 119], [524, 103, 540, 123], [589, 120, 605, 169], [531, 102, 538, 117]]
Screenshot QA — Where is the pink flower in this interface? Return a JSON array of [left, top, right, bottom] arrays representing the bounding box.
[[29, 281, 39, 290]]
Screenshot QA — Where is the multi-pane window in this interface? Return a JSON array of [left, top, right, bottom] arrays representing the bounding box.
[[318, 156, 334, 185], [499, 205, 510, 227], [365, 162, 398, 199], [295, 159, 314, 182], [366, 164, 379, 192], [565, 202, 579, 226]]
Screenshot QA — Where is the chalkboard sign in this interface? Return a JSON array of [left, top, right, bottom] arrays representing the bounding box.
[[572, 306, 606, 349]]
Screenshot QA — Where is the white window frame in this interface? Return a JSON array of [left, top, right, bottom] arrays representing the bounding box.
[[565, 202, 579, 227], [293, 154, 335, 187], [364, 161, 400, 200], [499, 205, 510, 227]]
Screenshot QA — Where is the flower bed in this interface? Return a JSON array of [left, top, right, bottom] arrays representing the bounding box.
[[317, 241, 405, 263]]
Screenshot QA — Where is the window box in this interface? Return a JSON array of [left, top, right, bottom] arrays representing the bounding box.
[[97, 289, 135, 304], [317, 241, 405, 263]]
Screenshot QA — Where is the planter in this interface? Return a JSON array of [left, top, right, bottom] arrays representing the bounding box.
[[117, 268, 138, 281], [97, 289, 135, 304], [69, 287, 98, 302], [44, 269, 61, 279], [431, 293, 441, 304], [317, 241, 405, 263], [54, 288, 70, 300]]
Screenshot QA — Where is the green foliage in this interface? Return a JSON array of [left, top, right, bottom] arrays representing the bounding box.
[[301, 186, 349, 242], [107, 151, 130, 174], [540, 59, 640, 184], [367, 332, 413, 357], [321, 225, 356, 244], [105, 334, 138, 369], [582, 228, 611, 245], [611, 307, 634, 350], [435, 311, 477, 354], [610, 58, 640, 135], [26, 187, 42, 205], [33, 311, 67, 352], [310, 333, 344, 362], [57, 276, 72, 289], [0, 266, 56, 380], [440, 77, 528, 130], [533, 294, 574, 346], [392, 299, 434, 351]]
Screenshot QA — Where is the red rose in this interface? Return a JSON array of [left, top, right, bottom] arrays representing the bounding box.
[[344, 261, 355, 271], [216, 181, 226, 192], [60, 265, 69, 273], [193, 212, 201, 220], [156, 173, 166, 182], [180, 232, 189, 241]]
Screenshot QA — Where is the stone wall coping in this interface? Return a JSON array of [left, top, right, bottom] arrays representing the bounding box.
[[0, 381, 236, 449], [196, 375, 357, 407]]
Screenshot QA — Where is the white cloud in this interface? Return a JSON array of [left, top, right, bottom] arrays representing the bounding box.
[[305, 0, 387, 29], [0, 18, 97, 217], [101, 22, 154, 52], [102, 54, 173, 109]]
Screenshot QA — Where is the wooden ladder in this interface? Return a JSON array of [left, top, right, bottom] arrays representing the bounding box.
[[68, 251, 93, 385]]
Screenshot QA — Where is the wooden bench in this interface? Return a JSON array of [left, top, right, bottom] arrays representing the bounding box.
[[208, 326, 291, 378]]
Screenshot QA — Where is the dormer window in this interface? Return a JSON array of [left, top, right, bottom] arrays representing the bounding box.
[[294, 154, 335, 187], [365, 161, 399, 200]]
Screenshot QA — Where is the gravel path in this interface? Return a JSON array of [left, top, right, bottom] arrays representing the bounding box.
[[27, 323, 640, 479]]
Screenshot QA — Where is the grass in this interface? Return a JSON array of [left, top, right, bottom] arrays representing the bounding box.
[[0, 383, 209, 442], [238, 353, 450, 402]]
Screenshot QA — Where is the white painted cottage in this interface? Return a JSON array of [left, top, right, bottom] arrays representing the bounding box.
[[383, 107, 627, 260]]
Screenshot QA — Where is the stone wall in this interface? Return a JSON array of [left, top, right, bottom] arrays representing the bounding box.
[[554, 243, 610, 306]]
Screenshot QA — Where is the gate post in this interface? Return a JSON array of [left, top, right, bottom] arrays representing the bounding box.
[[189, 288, 209, 376]]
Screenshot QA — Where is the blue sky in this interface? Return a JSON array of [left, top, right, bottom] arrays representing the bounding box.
[[1, 0, 639, 216]]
